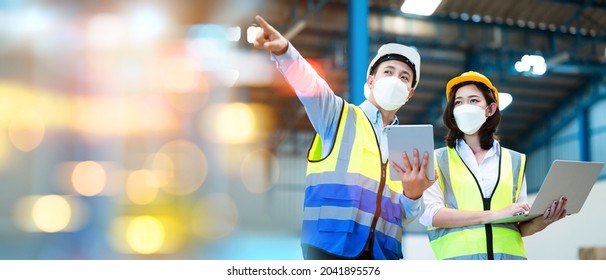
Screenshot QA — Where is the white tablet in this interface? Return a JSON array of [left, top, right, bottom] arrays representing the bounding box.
[[385, 124, 435, 181]]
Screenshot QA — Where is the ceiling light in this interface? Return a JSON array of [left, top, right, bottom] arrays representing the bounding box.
[[401, 0, 442, 16], [515, 54, 546, 76], [532, 63, 546, 75], [246, 26, 262, 44], [499, 92, 513, 111], [226, 26, 241, 42]]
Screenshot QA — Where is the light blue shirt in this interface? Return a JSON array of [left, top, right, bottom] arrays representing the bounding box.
[[271, 43, 398, 161], [359, 100, 399, 163]]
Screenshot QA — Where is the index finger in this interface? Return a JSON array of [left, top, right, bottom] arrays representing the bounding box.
[[255, 15, 278, 34], [390, 162, 404, 176]]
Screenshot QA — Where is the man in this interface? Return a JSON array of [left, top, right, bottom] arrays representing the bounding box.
[[253, 15, 436, 260]]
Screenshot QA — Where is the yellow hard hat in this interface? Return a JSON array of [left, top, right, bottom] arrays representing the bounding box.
[[445, 71, 499, 102]]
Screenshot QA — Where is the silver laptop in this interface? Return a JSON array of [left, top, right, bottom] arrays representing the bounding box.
[[485, 160, 604, 224]]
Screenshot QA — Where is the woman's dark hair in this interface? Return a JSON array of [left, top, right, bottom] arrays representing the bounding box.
[[443, 81, 501, 149]]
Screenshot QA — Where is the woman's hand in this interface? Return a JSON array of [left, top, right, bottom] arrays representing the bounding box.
[[492, 202, 531, 221], [532, 196, 567, 228], [520, 196, 567, 236]]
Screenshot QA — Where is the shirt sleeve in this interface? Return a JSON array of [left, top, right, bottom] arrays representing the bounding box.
[[418, 180, 444, 228], [270, 42, 342, 156], [518, 175, 528, 203], [399, 194, 424, 226]]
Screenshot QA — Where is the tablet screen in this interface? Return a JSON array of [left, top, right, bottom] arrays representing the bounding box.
[[385, 124, 435, 181]]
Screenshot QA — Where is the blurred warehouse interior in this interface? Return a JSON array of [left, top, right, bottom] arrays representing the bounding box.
[[1, 0, 605, 260]]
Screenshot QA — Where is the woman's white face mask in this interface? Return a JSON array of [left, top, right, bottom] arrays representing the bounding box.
[[372, 76, 409, 111], [453, 104, 487, 135]]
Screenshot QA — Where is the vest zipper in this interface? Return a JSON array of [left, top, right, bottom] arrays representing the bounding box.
[[367, 163, 387, 254], [455, 149, 500, 260], [361, 111, 388, 257], [483, 198, 495, 260]]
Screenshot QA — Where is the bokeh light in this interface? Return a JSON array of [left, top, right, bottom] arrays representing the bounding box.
[[13, 195, 87, 233], [86, 13, 127, 50], [71, 161, 106, 197], [32, 195, 72, 232], [246, 26, 262, 44], [240, 149, 280, 193], [126, 216, 165, 254], [22, 6, 54, 33], [125, 169, 161, 205], [215, 103, 255, 143], [200, 103, 276, 144], [128, 5, 167, 42], [110, 215, 185, 255], [73, 96, 128, 136], [155, 140, 208, 195], [56, 161, 118, 196], [143, 152, 173, 188], [226, 26, 241, 42], [8, 110, 46, 152], [191, 193, 238, 240]]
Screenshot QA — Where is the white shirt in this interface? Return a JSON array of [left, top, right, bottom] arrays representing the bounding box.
[[419, 138, 527, 227]]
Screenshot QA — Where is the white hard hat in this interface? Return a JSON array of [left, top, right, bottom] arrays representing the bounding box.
[[366, 43, 421, 89]]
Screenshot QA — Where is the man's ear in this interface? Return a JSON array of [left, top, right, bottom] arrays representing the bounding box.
[[367, 75, 375, 88], [407, 87, 415, 100]]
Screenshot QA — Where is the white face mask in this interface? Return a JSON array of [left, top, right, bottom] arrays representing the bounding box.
[[371, 76, 409, 111], [453, 104, 487, 135]]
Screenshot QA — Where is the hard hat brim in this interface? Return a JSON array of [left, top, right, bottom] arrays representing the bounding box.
[[446, 73, 499, 102], [366, 43, 421, 89]]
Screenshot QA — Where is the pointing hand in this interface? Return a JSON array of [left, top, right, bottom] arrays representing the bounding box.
[[253, 15, 289, 55]]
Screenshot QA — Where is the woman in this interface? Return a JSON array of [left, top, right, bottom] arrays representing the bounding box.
[[419, 71, 568, 260]]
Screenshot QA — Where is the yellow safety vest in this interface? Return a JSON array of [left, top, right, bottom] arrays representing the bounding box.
[[428, 146, 527, 260], [302, 101, 406, 259]]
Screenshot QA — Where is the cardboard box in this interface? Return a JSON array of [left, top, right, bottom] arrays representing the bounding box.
[[579, 247, 606, 260]]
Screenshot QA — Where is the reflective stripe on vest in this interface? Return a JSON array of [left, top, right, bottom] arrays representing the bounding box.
[[302, 102, 405, 259], [428, 146, 527, 260]]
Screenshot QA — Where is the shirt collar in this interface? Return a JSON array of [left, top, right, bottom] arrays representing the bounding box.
[[456, 138, 501, 156], [359, 100, 399, 126]]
